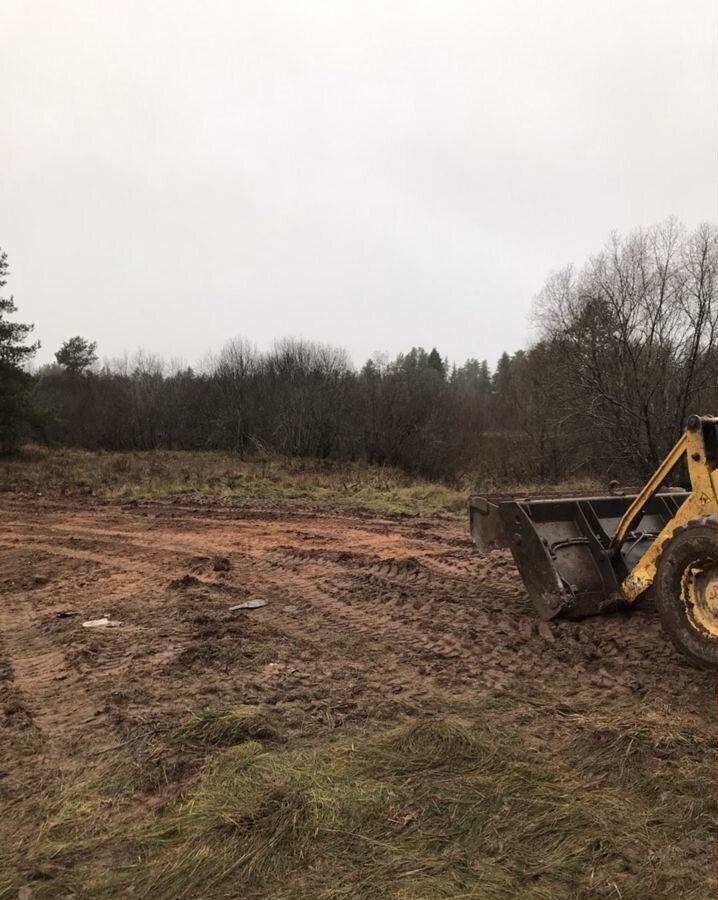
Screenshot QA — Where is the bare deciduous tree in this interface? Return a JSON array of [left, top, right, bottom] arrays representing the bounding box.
[[534, 220, 718, 477]]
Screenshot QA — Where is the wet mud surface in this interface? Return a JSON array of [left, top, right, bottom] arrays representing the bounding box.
[[0, 494, 711, 752], [1, 494, 715, 897]]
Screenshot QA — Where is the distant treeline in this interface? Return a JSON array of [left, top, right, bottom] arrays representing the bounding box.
[[12, 220, 718, 484]]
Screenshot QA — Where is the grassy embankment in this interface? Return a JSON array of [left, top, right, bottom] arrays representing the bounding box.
[[0, 445, 599, 519]]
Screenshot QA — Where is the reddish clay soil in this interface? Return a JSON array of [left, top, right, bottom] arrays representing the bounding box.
[[0, 500, 712, 747], [0, 495, 714, 816]]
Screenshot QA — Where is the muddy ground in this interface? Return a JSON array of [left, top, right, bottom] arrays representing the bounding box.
[[0, 494, 715, 896]]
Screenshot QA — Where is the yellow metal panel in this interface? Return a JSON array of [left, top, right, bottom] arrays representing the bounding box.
[[620, 419, 718, 602], [622, 494, 708, 599], [611, 434, 686, 549]]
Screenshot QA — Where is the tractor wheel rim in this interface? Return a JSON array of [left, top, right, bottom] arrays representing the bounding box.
[[682, 558, 718, 638]]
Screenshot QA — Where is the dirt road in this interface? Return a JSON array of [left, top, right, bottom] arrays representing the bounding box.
[[0, 495, 714, 896]]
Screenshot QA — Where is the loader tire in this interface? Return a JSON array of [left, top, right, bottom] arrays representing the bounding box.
[[654, 515, 718, 669]]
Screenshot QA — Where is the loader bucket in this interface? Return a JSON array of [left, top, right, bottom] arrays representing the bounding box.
[[468, 494, 508, 551], [496, 492, 688, 619], [468, 489, 606, 552]]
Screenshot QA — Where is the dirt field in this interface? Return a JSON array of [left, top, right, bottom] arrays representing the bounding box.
[[1, 493, 715, 899]]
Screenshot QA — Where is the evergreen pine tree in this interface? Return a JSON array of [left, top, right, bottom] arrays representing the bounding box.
[[55, 336, 98, 374], [0, 249, 39, 453], [427, 347, 446, 379]]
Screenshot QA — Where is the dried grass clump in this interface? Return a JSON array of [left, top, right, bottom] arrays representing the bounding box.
[[13, 709, 714, 900], [0, 447, 470, 518], [176, 706, 280, 748], [135, 713, 709, 900]]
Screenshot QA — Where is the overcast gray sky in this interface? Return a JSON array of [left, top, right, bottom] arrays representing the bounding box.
[[3, 0, 716, 370]]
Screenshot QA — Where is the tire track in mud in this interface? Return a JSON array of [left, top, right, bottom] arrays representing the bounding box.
[[0, 629, 31, 734], [205, 545, 592, 693], [253, 538, 696, 700], [249, 542, 521, 703], [0, 602, 105, 737], [157, 543, 436, 718], [0, 500, 710, 749], [265, 540, 527, 604], [238, 565, 457, 717], [0, 519, 204, 739]]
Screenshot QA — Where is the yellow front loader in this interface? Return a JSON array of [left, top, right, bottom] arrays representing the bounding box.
[[470, 415, 718, 668]]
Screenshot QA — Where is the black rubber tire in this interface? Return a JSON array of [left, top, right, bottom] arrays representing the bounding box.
[[654, 515, 718, 669]]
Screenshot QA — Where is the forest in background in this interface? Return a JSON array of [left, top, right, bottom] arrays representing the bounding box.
[[3, 219, 717, 485]]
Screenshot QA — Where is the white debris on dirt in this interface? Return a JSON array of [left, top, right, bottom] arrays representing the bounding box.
[[229, 599, 267, 611], [82, 616, 122, 628]]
